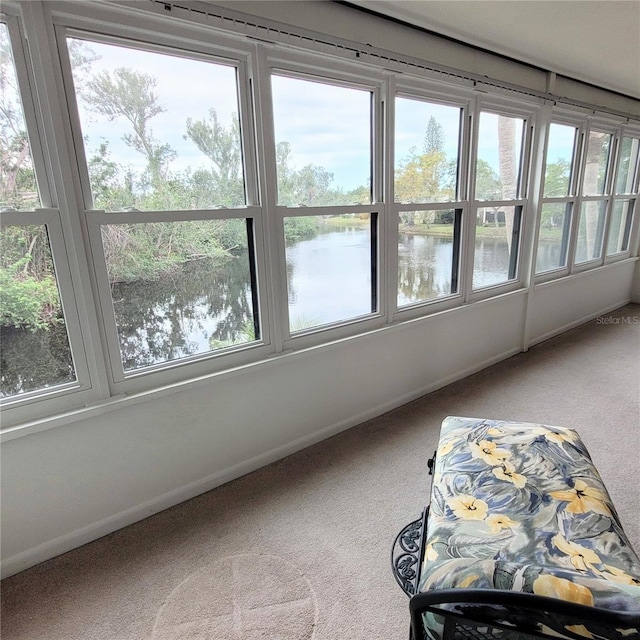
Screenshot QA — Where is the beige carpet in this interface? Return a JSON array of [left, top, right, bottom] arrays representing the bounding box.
[[2, 304, 639, 640]]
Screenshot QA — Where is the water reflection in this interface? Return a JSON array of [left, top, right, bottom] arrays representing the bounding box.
[[0, 322, 75, 397], [1, 228, 563, 395], [111, 252, 255, 371], [398, 234, 454, 306], [286, 226, 372, 329], [472, 237, 511, 289]]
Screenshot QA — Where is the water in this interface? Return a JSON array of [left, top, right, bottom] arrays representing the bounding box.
[[1, 227, 561, 394]]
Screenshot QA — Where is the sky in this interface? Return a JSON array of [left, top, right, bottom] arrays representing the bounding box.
[[70, 38, 241, 177], [546, 122, 576, 165], [69, 36, 520, 196]]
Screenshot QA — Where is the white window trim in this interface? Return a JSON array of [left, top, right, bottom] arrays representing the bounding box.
[[2, 0, 640, 434], [465, 95, 540, 302], [0, 210, 99, 426], [389, 87, 471, 320], [50, 17, 278, 397], [262, 49, 389, 350], [0, 9, 104, 429]]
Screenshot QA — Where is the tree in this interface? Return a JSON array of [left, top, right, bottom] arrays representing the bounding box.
[[395, 117, 453, 204], [0, 25, 38, 209], [84, 67, 175, 189], [474, 159, 501, 201], [185, 109, 245, 207], [274, 140, 337, 207], [544, 158, 571, 198], [423, 116, 445, 155], [0, 226, 61, 330]]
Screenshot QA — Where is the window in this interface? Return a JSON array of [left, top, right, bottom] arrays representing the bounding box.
[[394, 95, 464, 308], [607, 135, 639, 256], [535, 122, 578, 273], [614, 136, 639, 195], [575, 200, 607, 263], [574, 128, 613, 266], [0, 21, 81, 405], [271, 71, 379, 334], [606, 199, 634, 255], [68, 37, 246, 211], [272, 74, 371, 207], [64, 34, 263, 382], [98, 219, 258, 372], [582, 130, 612, 196], [472, 110, 528, 289], [3, 1, 640, 430]]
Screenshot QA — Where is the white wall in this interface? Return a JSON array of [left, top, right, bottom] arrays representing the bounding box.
[[1, 273, 633, 578], [631, 260, 640, 303], [213, 1, 640, 118], [528, 260, 638, 345]]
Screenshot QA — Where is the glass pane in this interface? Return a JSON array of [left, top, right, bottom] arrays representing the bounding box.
[[536, 203, 572, 273], [582, 130, 612, 195], [67, 37, 244, 211], [0, 225, 75, 396], [473, 205, 521, 288], [0, 23, 41, 210], [394, 98, 461, 203], [398, 209, 458, 306], [101, 220, 257, 371], [615, 137, 639, 194], [284, 214, 373, 331], [607, 199, 634, 255], [575, 200, 607, 263], [475, 112, 524, 200], [271, 75, 371, 206], [543, 123, 576, 197]]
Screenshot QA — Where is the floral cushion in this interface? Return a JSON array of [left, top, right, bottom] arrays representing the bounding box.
[[418, 416, 640, 638]]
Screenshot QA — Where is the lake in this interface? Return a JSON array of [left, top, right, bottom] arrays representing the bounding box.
[[1, 225, 560, 394]]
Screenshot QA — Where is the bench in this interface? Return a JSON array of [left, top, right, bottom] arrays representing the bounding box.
[[392, 416, 640, 640]]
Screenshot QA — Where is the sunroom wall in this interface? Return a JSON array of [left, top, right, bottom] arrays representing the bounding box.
[[1, 0, 638, 577]]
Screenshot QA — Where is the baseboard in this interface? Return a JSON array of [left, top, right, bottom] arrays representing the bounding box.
[[0, 344, 521, 579], [526, 299, 631, 348]]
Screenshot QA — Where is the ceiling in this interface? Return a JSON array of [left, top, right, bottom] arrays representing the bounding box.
[[345, 1, 640, 100]]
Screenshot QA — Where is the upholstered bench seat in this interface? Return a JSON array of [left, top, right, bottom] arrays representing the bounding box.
[[393, 416, 640, 640]]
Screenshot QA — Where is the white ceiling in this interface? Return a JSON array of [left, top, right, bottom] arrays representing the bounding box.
[[346, 1, 640, 100]]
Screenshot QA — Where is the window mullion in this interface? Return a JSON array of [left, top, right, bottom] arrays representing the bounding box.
[[384, 75, 397, 321], [462, 96, 481, 302], [566, 126, 588, 273], [524, 101, 551, 289], [251, 43, 286, 352], [22, 2, 111, 395]]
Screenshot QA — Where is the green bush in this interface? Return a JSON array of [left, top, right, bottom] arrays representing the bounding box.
[[0, 258, 61, 331]]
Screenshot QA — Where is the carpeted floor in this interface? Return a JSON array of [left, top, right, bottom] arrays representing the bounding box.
[[2, 304, 639, 640]]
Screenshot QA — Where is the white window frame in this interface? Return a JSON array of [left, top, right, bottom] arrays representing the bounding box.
[[52, 11, 276, 396], [0, 10, 98, 429], [466, 93, 540, 302], [259, 48, 388, 351], [570, 115, 622, 274], [390, 80, 473, 321], [604, 124, 640, 262], [3, 0, 639, 433], [533, 107, 587, 283]]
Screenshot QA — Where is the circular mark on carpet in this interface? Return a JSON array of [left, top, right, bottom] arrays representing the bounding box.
[[151, 554, 317, 640]]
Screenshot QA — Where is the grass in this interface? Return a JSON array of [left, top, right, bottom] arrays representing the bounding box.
[[400, 222, 562, 242], [318, 216, 563, 243]]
